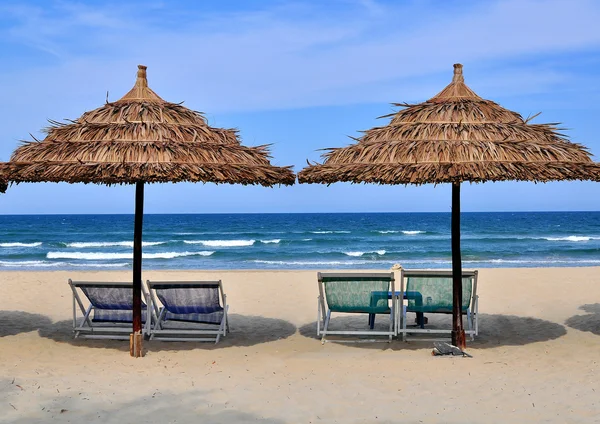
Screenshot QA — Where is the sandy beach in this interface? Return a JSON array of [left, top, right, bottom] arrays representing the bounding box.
[[0, 267, 599, 423]]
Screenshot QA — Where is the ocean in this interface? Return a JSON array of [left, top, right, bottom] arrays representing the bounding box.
[[0, 212, 599, 270]]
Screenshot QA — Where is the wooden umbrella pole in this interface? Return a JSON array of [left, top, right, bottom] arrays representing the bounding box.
[[130, 181, 145, 357], [451, 182, 466, 350]]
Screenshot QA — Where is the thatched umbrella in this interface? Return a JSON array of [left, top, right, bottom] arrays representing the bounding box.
[[2, 65, 295, 356], [299, 63, 600, 350]]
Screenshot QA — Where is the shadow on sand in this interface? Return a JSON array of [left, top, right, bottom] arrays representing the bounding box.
[[298, 312, 567, 350], [37, 314, 296, 352], [565, 303, 600, 336], [0, 310, 53, 337], [2, 386, 287, 424]]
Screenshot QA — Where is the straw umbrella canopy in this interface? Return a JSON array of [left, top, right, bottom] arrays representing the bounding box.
[[299, 63, 600, 349], [2, 65, 295, 356]]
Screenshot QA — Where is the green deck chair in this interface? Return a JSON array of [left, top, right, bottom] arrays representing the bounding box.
[[317, 272, 397, 343], [400, 270, 478, 341]]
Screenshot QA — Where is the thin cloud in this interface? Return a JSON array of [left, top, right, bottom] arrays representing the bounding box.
[[0, 0, 599, 113]]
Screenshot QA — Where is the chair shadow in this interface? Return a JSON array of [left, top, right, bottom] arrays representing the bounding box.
[[565, 303, 600, 336], [3, 386, 287, 424], [298, 313, 567, 349], [0, 310, 53, 337], [38, 314, 297, 352], [298, 315, 412, 350]]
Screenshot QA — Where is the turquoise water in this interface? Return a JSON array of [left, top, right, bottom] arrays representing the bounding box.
[[0, 212, 599, 270]]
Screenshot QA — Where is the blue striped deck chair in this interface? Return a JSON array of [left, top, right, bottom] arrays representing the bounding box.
[[317, 272, 397, 344], [146, 280, 229, 343], [399, 269, 479, 341], [69, 280, 152, 340]]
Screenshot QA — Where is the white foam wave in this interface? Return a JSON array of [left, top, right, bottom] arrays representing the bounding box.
[[344, 250, 386, 257], [260, 239, 281, 244], [0, 260, 62, 267], [184, 239, 255, 247], [47, 251, 215, 260], [312, 231, 333, 234], [301, 238, 313, 241], [0, 260, 131, 268], [65, 241, 165, 248], [310, 231, 351, 234], [375, 230, 424, 235], [0, 242, 42, 247], [70, 262, 130, 268], [251, 260, 376, 266], [464, 258, 600, 264], [544, 236, 593, 242]]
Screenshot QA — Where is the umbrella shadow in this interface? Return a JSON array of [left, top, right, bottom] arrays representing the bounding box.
[[0, 310, 53, 337], [147, 314, 297, 352], [471, 313, 567, 347], [298, 313, 567, 349], [565, 303, 600, 336], [38, 314, 296, 352], [2, 385, 287, 424]]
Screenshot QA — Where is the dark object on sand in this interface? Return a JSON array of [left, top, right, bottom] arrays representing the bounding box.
[[432, 341, 473, 358]]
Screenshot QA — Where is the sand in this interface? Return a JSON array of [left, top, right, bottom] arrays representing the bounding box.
[[0, 267, 599, 423]]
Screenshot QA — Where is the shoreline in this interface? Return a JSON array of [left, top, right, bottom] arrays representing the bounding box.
[[2, 264, 600, 272]]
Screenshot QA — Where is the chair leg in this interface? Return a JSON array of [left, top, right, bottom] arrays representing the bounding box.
[[467, 309, 474, 341], [223, 305, 230, 335], [321, 310, 331, 344], [402, 305, 407, 342], [395, 297, 400, 338], [215, 310, 228, 344], [150, 309, 166, 340], [474, 296, 479, 336], [75, 305, 94, 338], [317, 297, 321, 336]]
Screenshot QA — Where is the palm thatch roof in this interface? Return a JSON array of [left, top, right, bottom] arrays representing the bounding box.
[[298, 64, 600, 185], [2, 65, 295, 186]]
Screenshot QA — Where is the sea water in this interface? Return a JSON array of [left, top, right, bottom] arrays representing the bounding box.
[[0, 212, 599, 270]]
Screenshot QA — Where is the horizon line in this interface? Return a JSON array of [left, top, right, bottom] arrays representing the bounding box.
[[0, 210, 599, 217]]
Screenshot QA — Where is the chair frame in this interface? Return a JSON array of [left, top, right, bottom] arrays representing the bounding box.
[[398, 269, 479, 341], [146, 280, 229, 343], [69, 279, 153, 340], [317, 272, 397, 344]]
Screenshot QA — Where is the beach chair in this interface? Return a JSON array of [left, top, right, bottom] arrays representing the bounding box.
[[69, 279, 152, 340], [317, 272, 397, 343], [146, 280, 228, 343], [399, 269, 479, 341]]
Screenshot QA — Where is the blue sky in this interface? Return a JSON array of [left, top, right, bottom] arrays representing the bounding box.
[[0, 0, 599, 214]]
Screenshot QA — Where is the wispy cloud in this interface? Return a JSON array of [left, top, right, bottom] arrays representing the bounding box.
[[0, 0, 599, 115]]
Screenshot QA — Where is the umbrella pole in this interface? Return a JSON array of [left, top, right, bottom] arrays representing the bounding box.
[[451, 182, 466, 350], [130, 181, 144, 357]]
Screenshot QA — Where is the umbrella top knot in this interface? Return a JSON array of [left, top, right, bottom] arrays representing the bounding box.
[[117, 64, 164, 103], [452, 63, 464, 83], [136, 65, 148, 87], [430, 63, 481, 102]]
